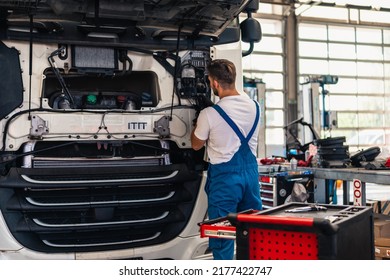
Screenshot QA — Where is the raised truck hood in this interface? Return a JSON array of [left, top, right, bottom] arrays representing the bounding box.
[[0, 0, 251, 48]]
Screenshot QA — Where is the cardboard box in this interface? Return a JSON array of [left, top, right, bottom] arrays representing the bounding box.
[[375, 244, 390, 259], [376, 237, 390, 247], [374, 214, 390, 238], [368, 200, 390, 215], [364, 201, 390, 259], [382, 200, 390, 215], [367, 200, 380, 214]]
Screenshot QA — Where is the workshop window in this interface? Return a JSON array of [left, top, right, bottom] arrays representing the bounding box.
[[298, 41, 328, 58], [299, 24, 327, 40], [242, 16, 285, 157], [357, 79, 385, 94], [266, 128, 284, 145], [357, 96, 385, 111], [328, 95, 357, 111], [329, 78, 358, 93], [336, 113, 358, 128], [356, 45, 383, 60], [328, 26, 355, 42], [356, 28, 382, 44], [243, 36, 283, 54], [299, 59, 328, 75], [266, 91, 284, 109], [266, 110, 284, 126], [357, 62, 385, 77], [385, 30, 390, 43], [385, 63, 390, 77], [329, 61, 357, 76], [298, 22, 390, 151], [243, 54, 283, 72], [328, 43, 356, 59]]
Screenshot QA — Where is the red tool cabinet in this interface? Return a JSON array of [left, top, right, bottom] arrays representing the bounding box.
[[200, 203, 374, 260]]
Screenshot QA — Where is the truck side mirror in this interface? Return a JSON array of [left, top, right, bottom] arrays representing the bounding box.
[[241, 0, 262, 57], [241, 17, 262, 43]]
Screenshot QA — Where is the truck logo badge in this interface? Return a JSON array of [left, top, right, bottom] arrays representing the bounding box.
[[128, 122, 148, 130]]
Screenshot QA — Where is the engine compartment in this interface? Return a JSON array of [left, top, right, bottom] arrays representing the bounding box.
[[44, 70, 159, 110]]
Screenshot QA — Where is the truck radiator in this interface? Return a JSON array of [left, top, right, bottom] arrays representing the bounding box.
[[0, 141, 201, 254]]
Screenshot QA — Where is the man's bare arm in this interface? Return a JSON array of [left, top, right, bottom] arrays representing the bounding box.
[[191, 125, 206, 150]]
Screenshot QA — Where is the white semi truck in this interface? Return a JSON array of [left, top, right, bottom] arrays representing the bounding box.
[[0, 0, 260, 259]]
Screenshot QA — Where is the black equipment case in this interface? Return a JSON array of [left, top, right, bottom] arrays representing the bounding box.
[[313, 136, 346, 147], [350, 146, 381, 167], [316, 145, 349, 160], [314, 137, 350, 168]]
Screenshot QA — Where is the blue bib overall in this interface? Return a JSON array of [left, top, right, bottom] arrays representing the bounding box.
[[205, 101, 263, 260]]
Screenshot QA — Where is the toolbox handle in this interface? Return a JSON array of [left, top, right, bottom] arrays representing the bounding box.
[[286, 177, 304, 182], [228, 214, 339, 235], [198, 209, 257, 226], [230, 213, 314, 227]]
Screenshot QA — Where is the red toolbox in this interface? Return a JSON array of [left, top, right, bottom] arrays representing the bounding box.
[[200, 203, 374, 260]]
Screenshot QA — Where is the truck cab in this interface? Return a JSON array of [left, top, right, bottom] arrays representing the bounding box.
[[0, 0, 259, 259]]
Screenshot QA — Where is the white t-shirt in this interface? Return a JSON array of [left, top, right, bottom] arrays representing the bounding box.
[[194, 94, 260, 164]]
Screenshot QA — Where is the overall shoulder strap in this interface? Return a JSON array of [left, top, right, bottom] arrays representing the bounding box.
[[213, 100, 260, 143], [246, 100, 260, 140]]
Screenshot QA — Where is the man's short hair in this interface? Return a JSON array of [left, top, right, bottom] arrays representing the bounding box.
[[207, 59, 236, 88]]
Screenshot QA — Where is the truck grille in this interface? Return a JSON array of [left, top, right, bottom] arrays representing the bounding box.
[[32, 156, 167, 168], [0, 163, 201, 254]]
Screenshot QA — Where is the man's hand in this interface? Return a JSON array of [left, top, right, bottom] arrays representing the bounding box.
[[199, 95, 214, 109], [192, 95, 213, 125]]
